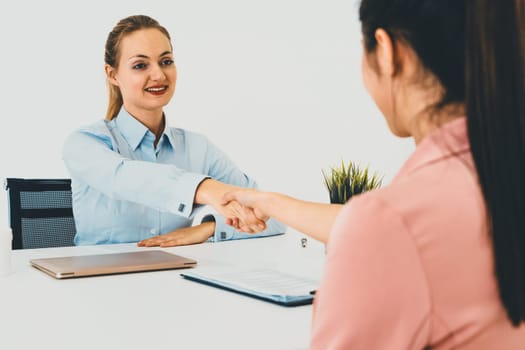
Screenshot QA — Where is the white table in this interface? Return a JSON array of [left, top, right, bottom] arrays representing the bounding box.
[[0, 230, 325, 350]]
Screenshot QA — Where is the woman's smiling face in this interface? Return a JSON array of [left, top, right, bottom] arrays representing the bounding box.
[[106, 28, 176, 118]]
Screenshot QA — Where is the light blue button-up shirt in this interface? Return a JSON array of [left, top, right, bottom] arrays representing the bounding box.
[[62, 108, 285, 245]]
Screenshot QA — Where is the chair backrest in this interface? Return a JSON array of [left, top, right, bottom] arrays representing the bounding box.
[[4, 178, 76, 249]]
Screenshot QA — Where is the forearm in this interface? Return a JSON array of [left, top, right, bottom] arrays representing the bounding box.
[[258, 193, 342, 243], [194, 179, 233, 206], [199, 221, 216, 239]]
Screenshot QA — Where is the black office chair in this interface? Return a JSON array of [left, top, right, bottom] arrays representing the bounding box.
[[4, 178, 76, 249]]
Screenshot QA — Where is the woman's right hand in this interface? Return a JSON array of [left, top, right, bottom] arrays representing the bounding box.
[[221, 199, 267, 233], [195, 179, 267, 233], [222, 188, 271, 232]]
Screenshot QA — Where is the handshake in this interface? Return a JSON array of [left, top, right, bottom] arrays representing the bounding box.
[[197, 178, 336, 243], [219, 188, 270, 234], [196, 178, 272, 234]]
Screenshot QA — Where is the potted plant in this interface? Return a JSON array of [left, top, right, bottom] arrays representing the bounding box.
[[322, 160, 383, 204]]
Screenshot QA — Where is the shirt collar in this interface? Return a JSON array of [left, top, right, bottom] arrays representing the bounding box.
[[163, 126, 176, 150], [394, 117, 470, 180], [114, 108, 174, 151]]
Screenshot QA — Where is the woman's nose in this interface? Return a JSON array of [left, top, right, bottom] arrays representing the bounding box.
[[150, 64, 165, 81]]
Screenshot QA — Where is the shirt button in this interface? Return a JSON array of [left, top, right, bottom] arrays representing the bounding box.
[[150, 229, 156, 235]]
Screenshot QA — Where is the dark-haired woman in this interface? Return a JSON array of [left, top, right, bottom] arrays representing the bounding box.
[[62, 15, 284, 246], [223, 0, 525, 347]]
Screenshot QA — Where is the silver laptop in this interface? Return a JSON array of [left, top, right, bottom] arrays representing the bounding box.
[[30, 250, 197, 279]]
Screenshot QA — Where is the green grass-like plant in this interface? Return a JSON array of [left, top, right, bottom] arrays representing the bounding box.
[[322, 160, 383, 204]]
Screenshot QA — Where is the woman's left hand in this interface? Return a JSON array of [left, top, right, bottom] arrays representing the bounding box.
[[137, 222, 215, 247]]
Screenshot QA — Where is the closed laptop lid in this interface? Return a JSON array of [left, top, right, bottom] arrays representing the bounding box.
[[30, 250, 197, 279]]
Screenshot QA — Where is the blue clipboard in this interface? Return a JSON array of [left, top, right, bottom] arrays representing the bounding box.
[[180, 270, 316, 307]]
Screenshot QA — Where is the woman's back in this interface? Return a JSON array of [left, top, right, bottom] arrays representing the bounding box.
[[311, 118, 525, 349]]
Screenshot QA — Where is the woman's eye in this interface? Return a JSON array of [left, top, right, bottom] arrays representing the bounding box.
[[161, 59, 174, 66], [132, 63, 147, 70]]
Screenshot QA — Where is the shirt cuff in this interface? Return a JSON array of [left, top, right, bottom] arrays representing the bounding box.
[[167, 173, 209, 218], [202, 214, 235, 242], [202, 214, 286, 242]]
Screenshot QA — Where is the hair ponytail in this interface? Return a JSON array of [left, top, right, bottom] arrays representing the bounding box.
[[466, 0, 525, 325], [105, 83, 123, 121]]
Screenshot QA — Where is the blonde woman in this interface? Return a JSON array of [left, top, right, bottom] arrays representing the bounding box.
[[63, 15, 284, 246]]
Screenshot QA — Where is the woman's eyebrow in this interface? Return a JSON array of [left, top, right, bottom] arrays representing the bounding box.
[[128, 51, 172, 61], [128, 54, 150, 60]]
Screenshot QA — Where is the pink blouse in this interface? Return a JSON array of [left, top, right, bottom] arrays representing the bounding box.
[[311, 118, 525, 349]]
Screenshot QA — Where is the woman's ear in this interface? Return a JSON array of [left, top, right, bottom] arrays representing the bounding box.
[[374, 28, 396, 76], [105, 64, 119, 86]]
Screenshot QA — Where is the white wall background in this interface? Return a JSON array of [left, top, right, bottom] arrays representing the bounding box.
[[0, 0, 414, 227]]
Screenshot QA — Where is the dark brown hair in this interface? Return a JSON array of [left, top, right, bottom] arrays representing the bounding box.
[[360, 0, 525, 325], [104, 15, 171, 120]]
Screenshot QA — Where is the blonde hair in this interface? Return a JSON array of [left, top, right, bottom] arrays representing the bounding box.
[[104, 15, 171, 120]]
